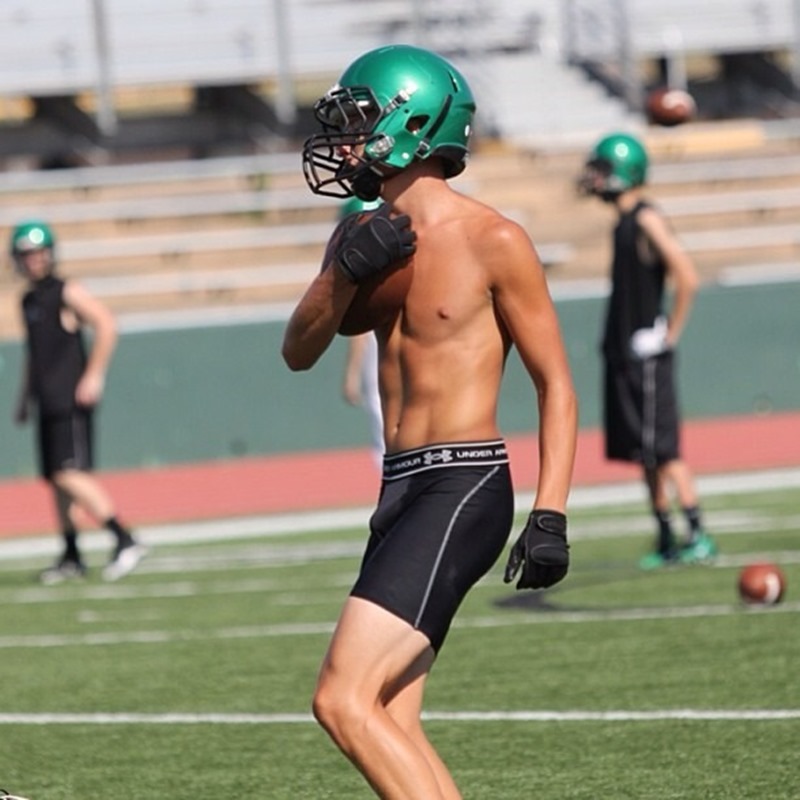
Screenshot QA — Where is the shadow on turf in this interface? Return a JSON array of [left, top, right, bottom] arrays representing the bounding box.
[[494, 563, 660, 612], [495, 592, 565, 611]]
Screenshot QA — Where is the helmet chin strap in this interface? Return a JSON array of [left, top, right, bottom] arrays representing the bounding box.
[[352, 170, 383, 202]]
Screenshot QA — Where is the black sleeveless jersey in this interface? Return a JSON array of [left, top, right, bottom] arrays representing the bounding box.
[[22, 275, 87, 415], [601, 201, 666, 361]]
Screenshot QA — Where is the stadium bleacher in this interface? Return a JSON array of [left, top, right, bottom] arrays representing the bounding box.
[[566, 0, 796, 61], [0, 152, 299, 193], [0, 1, 546, 98], [0, 2, 798, 341], [2, 126, 800, 340], [1, 0, 797, 155]]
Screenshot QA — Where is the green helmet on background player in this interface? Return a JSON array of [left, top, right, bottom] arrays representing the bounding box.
[[579, 132, 649, 199], [9, 220, 56, 272], [303, 44, 476, 200]]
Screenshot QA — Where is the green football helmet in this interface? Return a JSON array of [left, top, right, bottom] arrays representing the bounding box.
[[10, 220, 55, 254], [9, 220, 56, 272], [303, 45, 476, 200], [580, 133, 649, 198]]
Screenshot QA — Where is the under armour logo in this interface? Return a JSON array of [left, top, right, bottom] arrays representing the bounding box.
[[423, 449, 453, 465]]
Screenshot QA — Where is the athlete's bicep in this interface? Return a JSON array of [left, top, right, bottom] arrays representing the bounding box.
[[488, 223, 568, 382], [638, 208, 697, 287], [62, 281, 116, 332]]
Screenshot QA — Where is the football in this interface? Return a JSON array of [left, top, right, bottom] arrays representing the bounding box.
[[339, 258, 413, 335], [645, 87, 696, 127], [333, 210, 413, 336], [737, 562, 786, 606]]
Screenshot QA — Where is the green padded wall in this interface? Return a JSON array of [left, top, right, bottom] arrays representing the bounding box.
[[1, 281, 798, 479]]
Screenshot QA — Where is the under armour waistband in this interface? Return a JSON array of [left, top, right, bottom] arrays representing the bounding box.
[[382, 440, 509, 481]]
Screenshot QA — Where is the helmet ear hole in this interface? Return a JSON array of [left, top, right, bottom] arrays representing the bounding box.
[[407, 114, 429, 134]]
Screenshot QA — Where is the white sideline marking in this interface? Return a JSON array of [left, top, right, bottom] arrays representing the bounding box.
[[2, 466, 800, 563], [0, 602, 798, 650], [455, 601, 800, 630], [427, 709, 800, 722], [0, 621, 336, 649], [5, 574, 355, 606], [0, 709, 797, 726], [4, 549, 800, 608], [2, 551, 799, 610]]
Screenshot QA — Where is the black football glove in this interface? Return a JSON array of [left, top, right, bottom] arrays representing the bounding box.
[[503, 510, 569, 590], [335, 204, 416, 284]]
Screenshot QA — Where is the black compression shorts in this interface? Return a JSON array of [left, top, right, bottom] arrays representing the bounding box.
[[351, 440, 514, 653], [37, 409, 94, 479], [604, 351, 680, 467]]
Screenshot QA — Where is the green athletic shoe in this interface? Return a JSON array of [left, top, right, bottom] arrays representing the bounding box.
[[680, 532, 718, 564], [639, 550, 679, 571]]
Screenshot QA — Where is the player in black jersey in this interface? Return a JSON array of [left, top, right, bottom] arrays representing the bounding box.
[[579, 133, 717, 570], [11, 220, 145, 583]]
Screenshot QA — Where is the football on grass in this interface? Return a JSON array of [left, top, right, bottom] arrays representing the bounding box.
[[738, 562, 786, 605], [646, 87, 696, 127]]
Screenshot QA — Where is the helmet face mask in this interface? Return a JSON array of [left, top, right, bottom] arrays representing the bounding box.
[[316, 85, 383, 134], [302, 103, 390, 202], [303, 45, 475, 200], [579, 133, 648, 200]]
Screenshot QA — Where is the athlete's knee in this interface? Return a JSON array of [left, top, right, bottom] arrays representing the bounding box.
[[312, 675, 370, 750], [50, 470, 74, 493]]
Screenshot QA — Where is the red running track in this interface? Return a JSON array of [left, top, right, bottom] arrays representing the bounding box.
[[1, 412, 798, 539]]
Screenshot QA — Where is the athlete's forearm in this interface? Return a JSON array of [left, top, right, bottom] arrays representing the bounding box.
[[282, 263, 358, 371], [533, 377, 578, 512], [667, 273, 697, 346], [87, 319, 117, 377]]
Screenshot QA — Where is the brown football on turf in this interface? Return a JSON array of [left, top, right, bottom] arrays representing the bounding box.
[[738, 562, 786, 605], [646, 87, 696, 127]]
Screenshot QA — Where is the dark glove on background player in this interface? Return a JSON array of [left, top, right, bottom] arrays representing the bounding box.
[[503, 510, 569, 590], [335, 204, 416, 283]]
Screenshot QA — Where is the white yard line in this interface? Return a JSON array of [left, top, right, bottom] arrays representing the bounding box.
[[0, 601, 798, 650], [1, 467, 797, 727], [5, 548, 800, 608], [0, 709, 797, 726]]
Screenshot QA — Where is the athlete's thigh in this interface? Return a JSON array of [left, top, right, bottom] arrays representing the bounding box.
[[383, 647, 435, 727], [355, 464, 512, 652], [321, 596, 434, 700]]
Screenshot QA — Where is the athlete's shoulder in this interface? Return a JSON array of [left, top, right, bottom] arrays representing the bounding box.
[[456, 200, 544, 288], [635, 201, 677, 243], [458, 196, 527, 247]]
